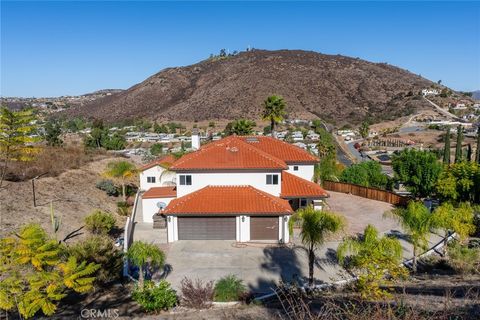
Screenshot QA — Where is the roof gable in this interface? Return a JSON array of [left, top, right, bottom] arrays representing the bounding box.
[[140, 154, 177, 171]]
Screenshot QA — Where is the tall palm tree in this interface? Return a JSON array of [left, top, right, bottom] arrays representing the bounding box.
[[337, 225, 405, 299], [103, 160, 137, 201], [262, 95, 286, 136], [289, 206, 345, 287], [386, 201, 439, 273], [126, 241, 165, 288]]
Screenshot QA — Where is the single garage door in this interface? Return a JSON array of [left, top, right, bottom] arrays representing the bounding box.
[[178, 217, 236, 240], [250, 216, 279, 240]]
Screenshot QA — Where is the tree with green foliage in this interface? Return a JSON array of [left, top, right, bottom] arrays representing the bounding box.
[[433, 202, 475, 254], [359, 121, 370, 139], [224, 119, 256, 136], [436, 161, 480, 203], [126, 241, 165, 289], [392, 149, 443, 199], [262, 95, 286, 135], [455, 125, 463, 163], [84, 120, 126, 150], [289, 207, 345, 287], [44, 119, 63, 147], [0, 224, 99, 318], [443, 126, 451, 164], [466, 144, 472, 162], [476, 127, 480, 164], [103, 160, 137, 201], [314, 157, 344, 184], [340, 161, 388, 189], [150, 143, 163, 156], [0, 107, 40, 188], [64, 117, 87, 133], [337, 225, 407, 299], [386, 201, 439, 273]]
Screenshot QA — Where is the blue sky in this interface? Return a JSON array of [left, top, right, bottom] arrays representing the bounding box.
[[1, 1, 479, 97]]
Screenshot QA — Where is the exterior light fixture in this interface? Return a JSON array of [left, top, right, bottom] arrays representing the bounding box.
[[283, 216, 288, 222], [168, 216, 171, 222], [241, 216, 245, 222]]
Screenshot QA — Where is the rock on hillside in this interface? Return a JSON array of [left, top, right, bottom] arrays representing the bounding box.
[[67, 49, 434, 125]]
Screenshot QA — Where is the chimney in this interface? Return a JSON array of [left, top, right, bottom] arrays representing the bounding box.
[[191, 128, 200, 150]]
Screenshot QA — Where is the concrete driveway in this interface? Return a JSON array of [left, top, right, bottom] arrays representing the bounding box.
[[161, 239, 342, 295], [151, 192, 443, 295]]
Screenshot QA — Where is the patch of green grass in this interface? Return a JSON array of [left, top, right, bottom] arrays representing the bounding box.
[[214, 275, 246, 302]]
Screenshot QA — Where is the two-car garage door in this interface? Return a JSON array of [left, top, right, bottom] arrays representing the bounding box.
[[177, 216, 279, 241], [178, 217, 236, 240]]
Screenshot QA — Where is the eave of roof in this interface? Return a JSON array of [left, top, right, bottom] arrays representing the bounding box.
[[280, 171, 329, 198], [163, 185, 293, 215], [143, 186, 177, 199], [140, 154, 176, 171]]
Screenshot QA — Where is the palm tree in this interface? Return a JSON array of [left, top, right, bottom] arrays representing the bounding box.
[[289, 206, 345, 287], [337, 225, 405, 298], [103, 160, 137, 201], [262, 95, 286, 136], [126, 241, 165, 288], [386, 201, 438, 273]]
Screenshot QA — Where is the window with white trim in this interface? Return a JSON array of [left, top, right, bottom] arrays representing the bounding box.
[[266, 174, 279, 185], [147, 177, 156, 183], [179, 175, 192, 185], [300, 198, 308, 207], [293, 166, 299, 171]]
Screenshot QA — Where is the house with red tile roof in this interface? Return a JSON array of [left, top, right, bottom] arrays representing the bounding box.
[[139, 135, 328, 243]]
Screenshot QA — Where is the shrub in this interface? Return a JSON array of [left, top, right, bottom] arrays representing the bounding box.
[[67, 235, 123, 283], [132, 280, 177, 312], [117, 201, 130, 216], [447, 241, 480, 274], [214, 275, 246, 302], [180, 277, 214, 309], [96, 179, 119, 196], [84, 210, 116, 234]]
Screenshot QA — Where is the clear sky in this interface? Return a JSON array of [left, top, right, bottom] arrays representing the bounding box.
[[1, 1, 479, 97]]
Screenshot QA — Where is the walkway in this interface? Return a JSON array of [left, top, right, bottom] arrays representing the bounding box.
[[131, 193, 167, 245]]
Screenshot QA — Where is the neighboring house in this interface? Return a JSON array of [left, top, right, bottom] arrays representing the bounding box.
[[422, 89, 439, 96], [140, 135, 328, 243]]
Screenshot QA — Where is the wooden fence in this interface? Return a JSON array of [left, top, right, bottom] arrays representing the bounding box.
[[323, 180, 409, 206]]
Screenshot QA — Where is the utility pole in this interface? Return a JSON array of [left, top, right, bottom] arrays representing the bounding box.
[[32, 172, 48, 207]]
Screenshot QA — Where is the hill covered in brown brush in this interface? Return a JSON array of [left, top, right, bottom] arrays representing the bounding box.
[[66, 49, 434, 125]]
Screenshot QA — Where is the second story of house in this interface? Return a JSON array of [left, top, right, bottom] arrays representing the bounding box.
[[165, 135, 319, 198]]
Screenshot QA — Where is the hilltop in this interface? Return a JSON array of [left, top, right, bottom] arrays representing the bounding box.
[[65, 49, 435, 125]]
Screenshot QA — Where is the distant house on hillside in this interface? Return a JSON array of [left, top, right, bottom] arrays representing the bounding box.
[[422, 89, 439, 96]]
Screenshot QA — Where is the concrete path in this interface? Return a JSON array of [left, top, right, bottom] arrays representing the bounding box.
[[132, 194, 167, 245]]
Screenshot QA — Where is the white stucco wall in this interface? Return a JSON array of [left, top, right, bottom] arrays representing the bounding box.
[[279, 215, 291, 243], [140, 166, 176, 191], [175, 171, 282, 197], [287, 164, 315, 181], [167, 216, 178, 242], [236, 215, 250, 242], [142, 197, 175, 223]]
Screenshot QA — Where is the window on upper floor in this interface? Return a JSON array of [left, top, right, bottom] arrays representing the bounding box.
[[147, 176, 156, 183], [293, 166, 299, 171], [179, 175, 192, 185], [300, 198, 308, 207], [266, 174, 279, 185]]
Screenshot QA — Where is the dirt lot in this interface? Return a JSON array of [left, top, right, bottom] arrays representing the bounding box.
[[0, 157, 127, 240]]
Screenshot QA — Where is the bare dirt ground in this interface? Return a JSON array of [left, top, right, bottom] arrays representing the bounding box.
[[0, 157, 125, 240]]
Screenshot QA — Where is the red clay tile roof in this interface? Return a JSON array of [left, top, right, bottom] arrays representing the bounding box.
[[169, 138, 287, 171], [140, 155, 177, 171], [238, 136, 319, 163], [143, 186, 177, 199], [163, 185, 293, 215], [281, 172, 329, 198]]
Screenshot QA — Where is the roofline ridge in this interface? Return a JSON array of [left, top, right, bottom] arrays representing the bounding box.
[[229, 136, 288, 168], [261, 136, 319, 161]]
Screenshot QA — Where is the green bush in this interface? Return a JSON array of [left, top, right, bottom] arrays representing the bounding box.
[[67, 235, 123, 283], [96, 179, 119, 196], [447, 241, 480, 274], [84, 210, 116, 234], [132, 280, 177, 312], [117, 201, 130, 216], [214, 275, 246, 302]]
